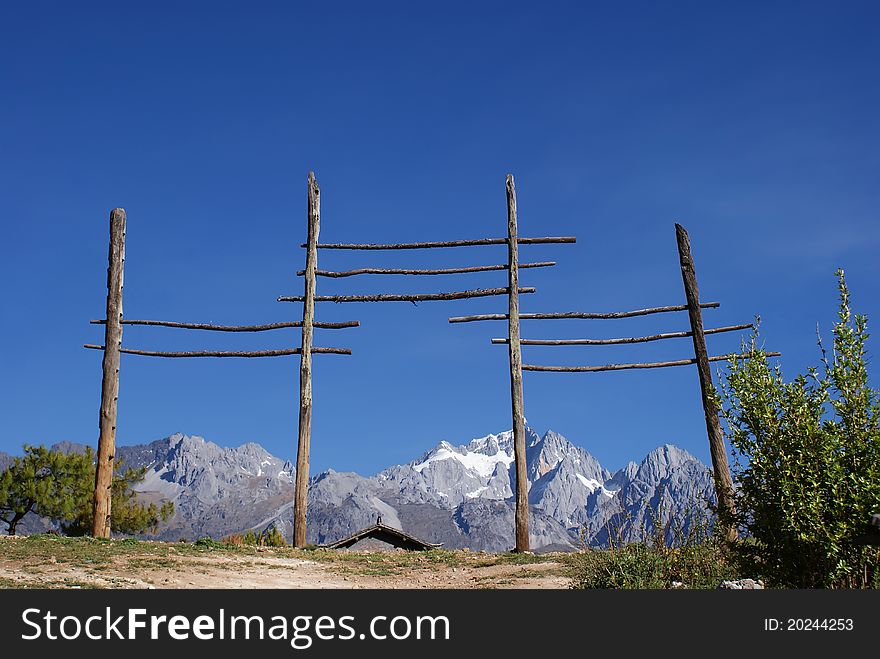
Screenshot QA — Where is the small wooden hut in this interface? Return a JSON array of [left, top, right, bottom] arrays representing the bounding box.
[[320, 517, 442, 551]]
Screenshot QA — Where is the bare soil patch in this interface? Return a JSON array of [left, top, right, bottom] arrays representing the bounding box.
[[0, 535, 572, 589]]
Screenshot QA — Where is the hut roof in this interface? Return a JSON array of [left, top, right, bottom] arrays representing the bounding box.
[[320, 517, 442, 551]]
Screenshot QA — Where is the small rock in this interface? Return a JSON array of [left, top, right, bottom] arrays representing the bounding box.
[[718, 579, 764, 590], [671, 581, 688, 589]]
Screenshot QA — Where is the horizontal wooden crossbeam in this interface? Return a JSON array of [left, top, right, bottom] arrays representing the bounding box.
[[83, 345, 351, 357], [522, 351, 781, 372], [90, 319, 360, 331], [278, 287, 535, 303], [303, 237, 576, 250], [449, 302, 720, 323], [297, 261, 556, 278], [491, 323, 753, 346]]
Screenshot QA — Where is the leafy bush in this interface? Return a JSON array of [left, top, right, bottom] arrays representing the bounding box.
[[719, 271, 880, 588]]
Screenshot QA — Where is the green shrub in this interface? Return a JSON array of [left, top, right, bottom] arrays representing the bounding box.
[[194, 536, 226, 550], [261, 527, 287, 547], [571, 495, 738, 588], [570, 538, 738, 589], [223, 530, 261, 546], [719, 271, 880, 588], [224, 528, 286, 547], [571, 543, 667, 589]]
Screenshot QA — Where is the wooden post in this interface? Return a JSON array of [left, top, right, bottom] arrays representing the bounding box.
[[92, 208, 126, 538], [293, 173, 320, 548], [506, 175, 529, 552], [675, 223, 738, 542]]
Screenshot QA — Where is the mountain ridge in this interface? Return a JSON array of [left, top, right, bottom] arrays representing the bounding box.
[[1, 429, 717, 551]]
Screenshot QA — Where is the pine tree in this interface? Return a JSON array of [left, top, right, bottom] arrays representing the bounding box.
[[0, 446, 93, 535], [0, 445, 174, 536]]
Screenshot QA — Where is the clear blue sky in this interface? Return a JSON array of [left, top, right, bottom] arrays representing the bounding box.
[[1, 1, 878, 475]]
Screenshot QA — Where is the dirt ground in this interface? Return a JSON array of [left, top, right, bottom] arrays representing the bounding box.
[[0, 535, 573, 589]]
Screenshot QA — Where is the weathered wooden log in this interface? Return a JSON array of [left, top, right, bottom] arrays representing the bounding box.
[[490, 323, 754, 346], [294, 172, 320, 549], [90, 319, 360, 331], [84, 345, 351, 357], [676, 223, 738, 542], [304, 237, 576, 249], [92, 208, 125, 539], [297, 261, 556, 277], [278, 287, 535, 303], [506, 175, 529, 553], [522, 351, 781, 372], [448, 302, 720, 323]]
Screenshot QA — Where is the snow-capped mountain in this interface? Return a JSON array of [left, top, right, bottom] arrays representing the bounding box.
[[5, 429, 717, 551], [379, 431, 518, 508]]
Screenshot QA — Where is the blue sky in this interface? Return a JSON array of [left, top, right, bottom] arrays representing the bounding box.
[[1, 1, 878, 475]]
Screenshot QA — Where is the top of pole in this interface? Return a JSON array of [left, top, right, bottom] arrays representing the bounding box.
[[674, 222, 689, 250]]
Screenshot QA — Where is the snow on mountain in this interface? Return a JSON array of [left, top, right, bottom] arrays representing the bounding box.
[[412, 436, 514, 478], [378, 431, 522, 510], [4, 429, 717, 552]]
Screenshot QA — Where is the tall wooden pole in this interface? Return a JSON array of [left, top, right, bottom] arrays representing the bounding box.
[[293, 173, 320, 548], [506, 175, 529, 552], [675, 223, 738, 542], [92, 208, 126, 538]]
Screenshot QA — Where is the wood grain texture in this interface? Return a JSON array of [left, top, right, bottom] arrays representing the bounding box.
[[84, 345, 351, 357], [90, 319, 359, 331], [92, 208, 125, 538], [522, 351, 780, 372], [297, 261, 556, 277], [506, 175, 529, 553], [304, 237, 576, 249], [278, 287, 535, 303], [676, 223, 738, 542], [448, 302, 720, 323], [490, 323, 754, 346], [294, 172, 320, 548]]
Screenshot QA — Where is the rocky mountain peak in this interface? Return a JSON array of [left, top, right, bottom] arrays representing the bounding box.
[[3, 428, 716, 552], [636, 444, 700, 483], [464, 431, 513, 456], [526, 429, 608, 484]]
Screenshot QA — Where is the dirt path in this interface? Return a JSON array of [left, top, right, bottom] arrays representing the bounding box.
[[0, 536, 572, 589]]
